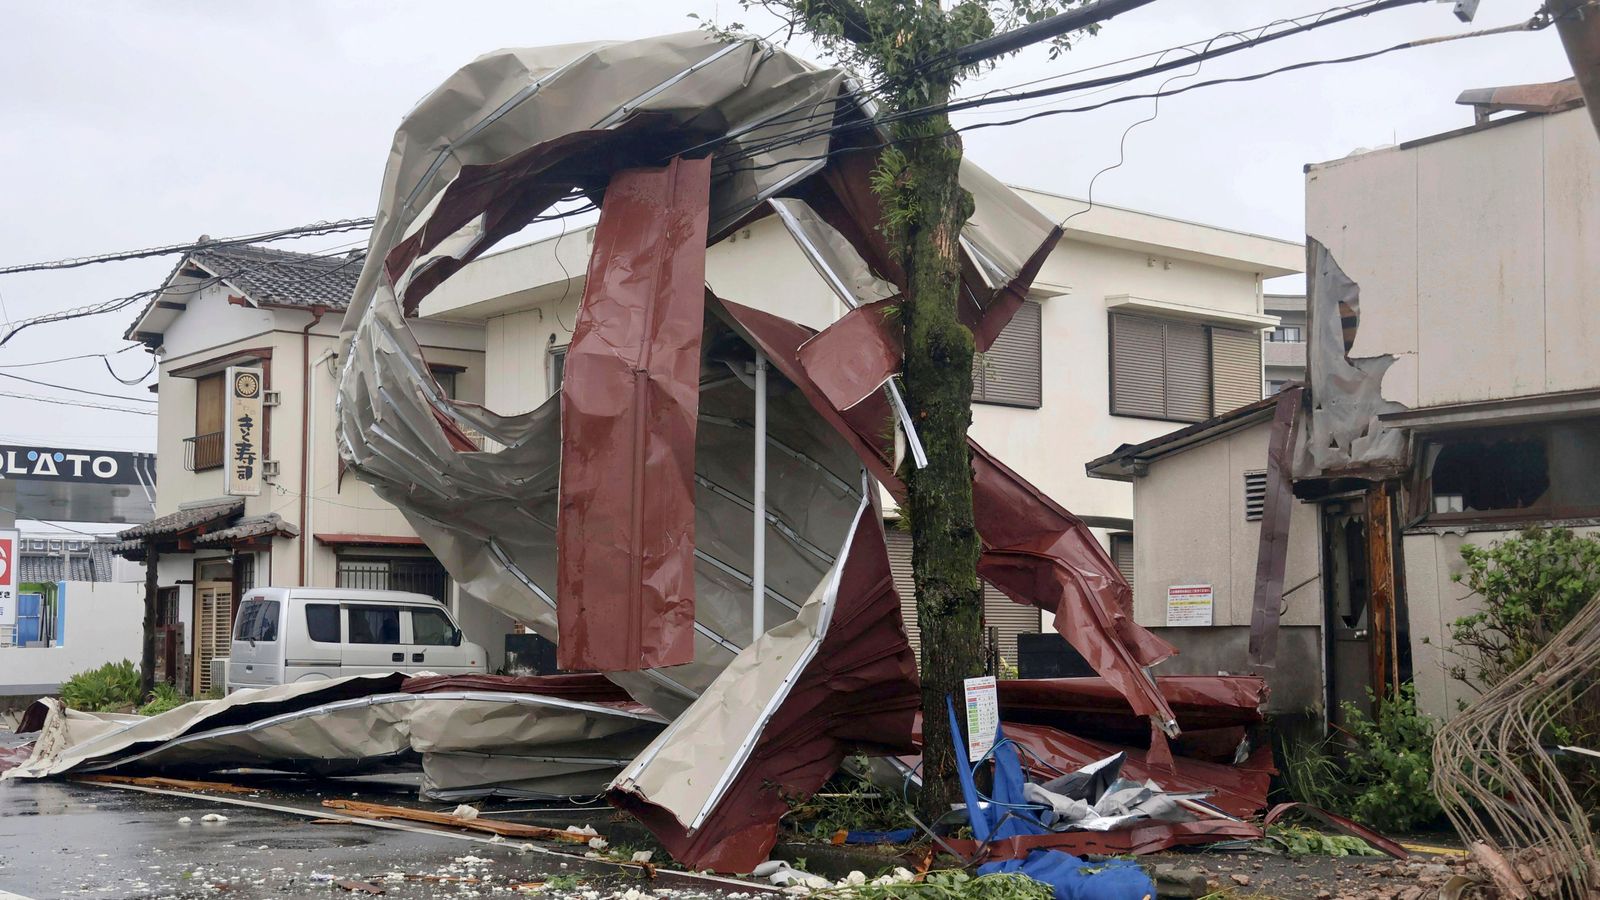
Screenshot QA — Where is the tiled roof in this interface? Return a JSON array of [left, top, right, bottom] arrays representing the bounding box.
[[188, 244, 365, 311], [17, 536, 119, 583], [192, 513, 299, 547], [117, 498, 243, 543]]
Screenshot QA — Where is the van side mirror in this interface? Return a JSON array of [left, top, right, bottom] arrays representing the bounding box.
[[452, 628, 463, 647]]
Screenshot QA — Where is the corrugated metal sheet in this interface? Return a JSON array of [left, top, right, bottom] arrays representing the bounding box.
[[1210, 327, 1263, 414], [1165, 321, 1210, 422], [974, 299, 1042, 408], [885, 528, 1038, 665], [1109, 313, 1165, 418]]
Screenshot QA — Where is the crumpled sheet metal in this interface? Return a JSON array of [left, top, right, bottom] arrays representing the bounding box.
[[716, 299, 1180, 729], [997, 676, 1265, 752], [4, 676, 666, 802], [557, 158, 711, 671], [610, 496, 919, 873]]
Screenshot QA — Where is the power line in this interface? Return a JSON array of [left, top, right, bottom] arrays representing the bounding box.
[[0, 370, 156, 403], [0, 390, 156, 416], [0, 344, 144, 369], [0, 218, 375, 276]]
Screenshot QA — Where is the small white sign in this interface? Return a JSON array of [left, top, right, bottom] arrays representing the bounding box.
[[1165, 584, 1214, 627], [0, 528, 17, 627], [963, 675, 999, 760]]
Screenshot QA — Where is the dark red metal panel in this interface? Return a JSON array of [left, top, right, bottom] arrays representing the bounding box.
[[1248, 385, 1304, 672], [556, 157, 711, 672], [610, 505, 920, 873]]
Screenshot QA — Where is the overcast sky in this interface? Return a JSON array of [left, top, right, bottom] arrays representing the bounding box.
[[0, 1, 1574, 473]]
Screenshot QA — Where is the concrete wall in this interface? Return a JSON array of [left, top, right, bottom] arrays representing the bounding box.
[[1402, 523, 1600, 721], [1128, 419, 1324, 713], [1305, 108, 1600, 412], [0, 581, 143, 696]]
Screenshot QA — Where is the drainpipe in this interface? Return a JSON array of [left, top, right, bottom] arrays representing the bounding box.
[[752, 353, 768, 643], [299, 306, 329, 585]]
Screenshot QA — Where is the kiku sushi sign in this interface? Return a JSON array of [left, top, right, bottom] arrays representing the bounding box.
[[224, 367, 264, 497]]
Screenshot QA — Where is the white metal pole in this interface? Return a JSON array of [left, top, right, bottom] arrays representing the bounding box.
[[752, 353, 768, 644]]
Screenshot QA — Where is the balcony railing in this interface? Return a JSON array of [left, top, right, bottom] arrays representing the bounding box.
[[185, 431, 224, 471]]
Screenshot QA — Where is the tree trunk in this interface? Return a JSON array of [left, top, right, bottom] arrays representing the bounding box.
[[897, 99, 986, 820], [139, 541, 158, 699]]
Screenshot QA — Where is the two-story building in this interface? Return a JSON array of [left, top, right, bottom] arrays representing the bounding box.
[[116, 243, 507, 694], [1263, 293, 1307, 392], [416, 186, 1302, 665], [1086, 80, 1600, 723]]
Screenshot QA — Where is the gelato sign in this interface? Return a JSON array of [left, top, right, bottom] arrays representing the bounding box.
[[0, 446, 148, 484]]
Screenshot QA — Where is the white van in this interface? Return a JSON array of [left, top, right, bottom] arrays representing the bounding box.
[[226, 587, 488, 694]]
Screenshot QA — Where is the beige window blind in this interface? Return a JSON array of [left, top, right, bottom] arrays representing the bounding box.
[[973, 299, 1042, 408]]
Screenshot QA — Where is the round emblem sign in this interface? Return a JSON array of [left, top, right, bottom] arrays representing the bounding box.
[[234, 371, 261, 398]]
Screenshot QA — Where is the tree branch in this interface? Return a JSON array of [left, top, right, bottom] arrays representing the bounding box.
[[803, 0, 876, 45]]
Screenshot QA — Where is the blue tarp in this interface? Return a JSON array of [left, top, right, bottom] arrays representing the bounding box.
[[948, 697, 1155, 900]]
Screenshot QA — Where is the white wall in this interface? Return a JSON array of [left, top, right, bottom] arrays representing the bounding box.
[[1306, 108, 1600, 412], [0, 581, 143, 694], [1131, 420, 1322, 629]]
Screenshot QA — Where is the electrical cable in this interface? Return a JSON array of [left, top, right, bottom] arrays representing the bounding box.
[[0, 390, 156, 416], [0, 370, 157, 403], [0, 218, 375, 276], [0, 344, 143, 369], [102, 354, 158, 386]]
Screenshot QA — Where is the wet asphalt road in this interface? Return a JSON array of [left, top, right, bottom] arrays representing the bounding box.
[[0, 780, 724, 900]]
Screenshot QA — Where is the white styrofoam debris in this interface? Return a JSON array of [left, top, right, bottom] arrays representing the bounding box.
[[565, 825, 598, 836], [177, 816, 193, 825], [630, 851, 653, 864], [200, 813, 229, 823], [452, 804, 482, 820], [587, 837, 608, 850]]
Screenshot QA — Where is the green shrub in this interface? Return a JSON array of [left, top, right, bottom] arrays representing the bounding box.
[[1448, 526, 1600, 813], [59, 660, 140, 712], [1339, 685, 1442, 832], [1449, 526, 1600, 689], [136, 683, 189, 716]]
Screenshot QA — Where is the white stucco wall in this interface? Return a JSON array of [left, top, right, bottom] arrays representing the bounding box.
[[1130, 420, 1321, 631], [1306, 108, 1600, 411], [0, 581, 143, 693]]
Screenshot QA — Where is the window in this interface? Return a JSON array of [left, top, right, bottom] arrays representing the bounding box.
[[973, 300, 1042, 408], [348, 606, 401, 644], [411, 608, 456, 646], [188, 372, 226, 471], [232, 599, 279, 642], [1109, 532, 1134, 588], [1267, 326, 1303, 343], [336, 554, 450, 604], [1244, 471, 1268, 521], [1109, 313, 1261, 422], [430, 367, 458, 400], [1421, 419, 1600, 523], [548, 344, 568, 397], [306, 604, 341, 643]]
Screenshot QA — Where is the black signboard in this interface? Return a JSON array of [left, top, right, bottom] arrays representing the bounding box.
[[0, 446, 155, 486]]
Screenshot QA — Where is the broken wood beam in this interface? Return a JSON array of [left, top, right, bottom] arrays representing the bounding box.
[[72, 774, 258, 795], [320, 798, 595, 844]]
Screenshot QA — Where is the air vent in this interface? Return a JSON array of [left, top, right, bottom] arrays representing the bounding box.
[[1244, 471, 1268, 521], [262, 460, 281, 481], [262, 390, 282, 407]]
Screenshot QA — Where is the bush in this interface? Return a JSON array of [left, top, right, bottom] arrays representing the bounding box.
[[1277, 686, 1443, 833], [1449, 526, 1600, 690], [1339, 685, 1442, 832], [59, 660, 140, 712], [1449, 526, 1600, 813], [136, 683, 190, 716]]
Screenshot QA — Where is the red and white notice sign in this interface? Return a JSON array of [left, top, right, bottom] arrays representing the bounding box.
[[1165, 584, 1214, 627], [0, 530, 17, 629]]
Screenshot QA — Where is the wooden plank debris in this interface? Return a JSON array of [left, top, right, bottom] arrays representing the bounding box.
[[321, 798, 595, 844]]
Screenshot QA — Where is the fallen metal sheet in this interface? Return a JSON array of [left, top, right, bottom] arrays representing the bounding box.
[[997, 676, 1265, 751], [945, 819, 1264, 860], [610, 493, 920, 873], [1247, 385, 1303, 671], [717, 299, 1180, 729], [557, 157, 711, 671], [400, 673, 637, 705]]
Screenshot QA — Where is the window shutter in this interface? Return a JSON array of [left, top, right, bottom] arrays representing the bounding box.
[[974, 300, 1042, 408], [1109, 532, 1134, 587], [1109, 314, 1166, 417], [1244, 471, 1268, 521], [1210, 327, 1263, 414], [1163, 321, 1210, 421], [885, 528, 919, 659]]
